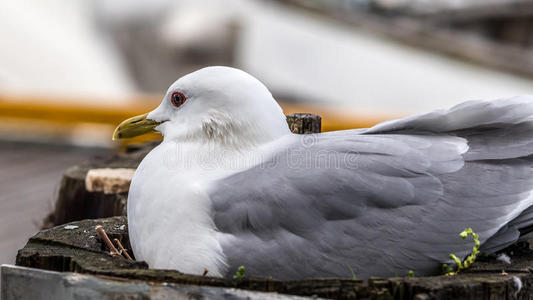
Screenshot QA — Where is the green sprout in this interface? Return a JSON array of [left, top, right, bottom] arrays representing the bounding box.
[[233, 266, 246, 279], [441, 263, 454, 275], [346, 265, 357, 279], [407, 270, 415, 277], [446, 228, 480, 276]]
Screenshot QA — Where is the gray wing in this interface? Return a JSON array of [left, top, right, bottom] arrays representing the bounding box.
[[209, 96, 533, 280]]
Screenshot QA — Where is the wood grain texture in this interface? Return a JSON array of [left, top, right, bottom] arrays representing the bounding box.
[[286, 113, 322, 134]]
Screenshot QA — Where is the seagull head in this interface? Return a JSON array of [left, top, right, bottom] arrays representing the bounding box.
[[113, 66, 290, 147]]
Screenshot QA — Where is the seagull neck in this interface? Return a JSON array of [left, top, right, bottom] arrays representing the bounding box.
[[163, 122, 290, 151], [157, 137, 281, 174], [165, 133, 284, 152]]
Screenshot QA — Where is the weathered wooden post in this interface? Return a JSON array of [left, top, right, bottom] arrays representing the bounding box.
[[286, 113, 321, 134]]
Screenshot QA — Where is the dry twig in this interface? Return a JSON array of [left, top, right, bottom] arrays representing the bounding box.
[[95, 225, 120, 256], [114, 238, 133, 260]]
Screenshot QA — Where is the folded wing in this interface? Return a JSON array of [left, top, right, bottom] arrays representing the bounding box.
[[210, 96, 533, 279]]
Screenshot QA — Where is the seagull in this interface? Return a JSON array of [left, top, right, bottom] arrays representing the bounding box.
[[113, 66, 533, 280]]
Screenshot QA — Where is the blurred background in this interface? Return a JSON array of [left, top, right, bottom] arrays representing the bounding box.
[[2, 0, 533, 266]]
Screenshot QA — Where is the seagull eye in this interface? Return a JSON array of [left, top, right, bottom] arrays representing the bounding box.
[[171, 91, 186, 108]]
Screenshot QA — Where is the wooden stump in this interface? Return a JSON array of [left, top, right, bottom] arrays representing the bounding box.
[[17, 217, 533, 299], [51, 144, 156, 226], [286, 113, 321, 134]]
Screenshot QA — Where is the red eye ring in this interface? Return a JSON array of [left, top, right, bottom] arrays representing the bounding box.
[[171, 91, 186, 108]]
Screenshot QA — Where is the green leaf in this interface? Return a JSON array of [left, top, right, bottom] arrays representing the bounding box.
[[233, 266, 246, 279]]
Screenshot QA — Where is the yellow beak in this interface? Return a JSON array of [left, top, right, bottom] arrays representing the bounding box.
[[112, 113, 162, 140]]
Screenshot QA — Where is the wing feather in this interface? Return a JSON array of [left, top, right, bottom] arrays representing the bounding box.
[[210, 96, 533, 279]]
